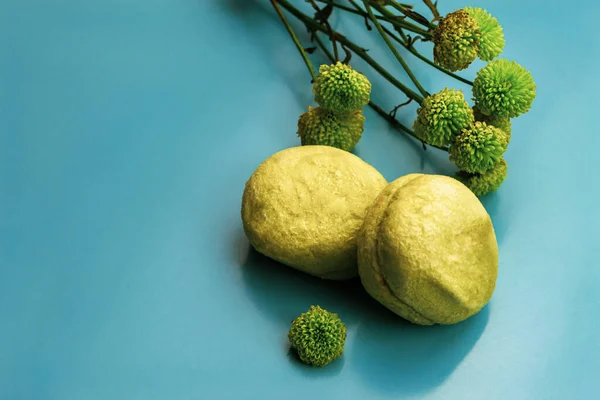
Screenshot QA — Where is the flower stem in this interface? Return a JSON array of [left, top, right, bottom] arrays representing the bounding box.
[[271, 0, 447, 153], [368, 102, 449, 152], [334, 0, 473, 85], [270, 0, 317, 81], [315, 0, 433, 39], [386, 0, 437, 30], [422, 0, 441, 21], [362, 0, 429, 98], [313, 32, 335, 62], [276, 0, 424, 104]]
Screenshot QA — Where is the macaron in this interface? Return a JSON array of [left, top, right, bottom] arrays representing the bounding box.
[[242, 145, 387, 280], [357, 174, 498, 324]]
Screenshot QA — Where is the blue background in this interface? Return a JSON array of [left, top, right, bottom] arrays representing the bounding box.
[[2, 0, 598, 398]]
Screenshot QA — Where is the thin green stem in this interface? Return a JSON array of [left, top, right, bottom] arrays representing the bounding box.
[[320, 0, 472, 86], [270, 0, 316, 81], [363, 0, 429, 98], [315, 0, 432, 38], [370, 2, 432, 38], [315, 0, 378, 18], [313, 33, 335, 62], [312, 31, 446, 152], [368, 102, 448, 152], [276, 0, 424, 104], [387, 0, 437, 30], [422, 0, 441, 21]]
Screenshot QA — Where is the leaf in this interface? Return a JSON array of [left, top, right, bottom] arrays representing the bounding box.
[[305, 46, 317, 54], [405, 10, 431, 26]]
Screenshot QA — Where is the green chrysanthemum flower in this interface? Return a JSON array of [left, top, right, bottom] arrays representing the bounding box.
[[473, 59, 536, 118], [473, 105, 512, 138], [456, 159, 508, 196], [288, 305, 347, 367], [413, 88, 474, 147], [433, 10, 481, 72], [297, 106, 365, 152], [464, 7, 505, 61], [450, 121, 508, 173], [313, 62, 371, 113]]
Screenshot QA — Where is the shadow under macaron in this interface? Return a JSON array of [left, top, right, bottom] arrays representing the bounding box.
[[351, 303, 490, 396], [240, 244, 377, 329], [480, 191, 507, 246]]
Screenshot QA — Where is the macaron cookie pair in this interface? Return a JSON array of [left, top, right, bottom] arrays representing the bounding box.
[[242, 145, 387, 280], [358, 174, 499, 325]]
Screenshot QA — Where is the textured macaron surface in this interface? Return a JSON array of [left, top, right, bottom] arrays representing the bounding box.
[[242, 145, 387, 280], [358, 174, 498, 324]]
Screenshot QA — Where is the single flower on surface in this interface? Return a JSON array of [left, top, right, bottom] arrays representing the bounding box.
[[288, 305, 347, 367]]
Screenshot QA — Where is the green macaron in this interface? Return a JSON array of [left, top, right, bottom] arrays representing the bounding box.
[[242, 145, 387, 280], [357, 174, 498, 324]]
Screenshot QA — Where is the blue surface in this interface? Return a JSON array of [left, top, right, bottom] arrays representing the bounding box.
[[1, 0, 599, 398]]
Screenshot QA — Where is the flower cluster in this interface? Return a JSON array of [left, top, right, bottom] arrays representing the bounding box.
[[288, 305, 347, 367], [277, 2, 537, 197], [297, 62, 371, 152], [415, 7, 536, 196]]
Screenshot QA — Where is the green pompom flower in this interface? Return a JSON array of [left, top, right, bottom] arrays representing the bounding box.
[[473, 59, 536, 118], [433, 10, 481, 72], [473, 105, 511, 138], [464, 7, 505, 61], [456, 159, 508, 196], [288, 305, 347, 367], [313, 62, 371, 113], [413, 88, 474, 147], [450, 121, 508, 173], [297, 106, 365, 152]]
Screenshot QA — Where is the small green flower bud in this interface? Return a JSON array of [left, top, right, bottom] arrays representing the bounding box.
[[313, 62, 371, 113], [456, 159, 508, 196], [473, 105, 512, 138], [297, 107, 365, 152], [450, 121, 508, 173], [433, 10, 481, 72], [473, 59, 536, 118], [288, 306, 347, 367], [464, 7, 505, 61], [413, 88, 474, 147]]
